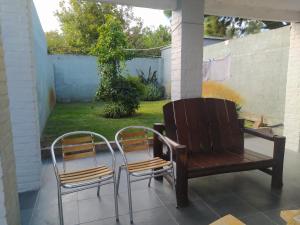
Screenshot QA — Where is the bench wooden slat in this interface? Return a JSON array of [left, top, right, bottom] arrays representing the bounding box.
[[121, 131, 147, 139]]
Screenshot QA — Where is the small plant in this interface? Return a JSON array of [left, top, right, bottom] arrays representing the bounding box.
[[136, 66, 158, 85], [136, 66, 164, 101]]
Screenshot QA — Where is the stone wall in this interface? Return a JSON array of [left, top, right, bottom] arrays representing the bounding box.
[[0, 21, 20, 225]]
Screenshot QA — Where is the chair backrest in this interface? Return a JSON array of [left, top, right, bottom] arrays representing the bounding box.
[[163, 98, 243, 154], [115, 126, 173, 164], [51, 131, 116, 175], [119, 130, 149, 153], [62, 135, 96, 161]]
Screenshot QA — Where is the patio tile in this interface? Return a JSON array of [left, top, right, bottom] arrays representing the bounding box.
[[240, 212, 276, 225], [19, 190, 38, 210], [78, 189, 162, 224], [165, 199, 218, 225], [200, 192, 259, 218], [81, 207, 177, 225], [234, 187, 291, 211], [31, 200, 79, 225], [21, 209, 33, 225]]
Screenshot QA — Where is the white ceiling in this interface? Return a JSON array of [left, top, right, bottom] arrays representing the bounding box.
[[98, 0, 300, 22]]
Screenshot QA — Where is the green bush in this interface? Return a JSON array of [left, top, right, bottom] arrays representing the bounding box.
[[103, 77, 140, 118], [126, 76, 146, 97], [142, 83, 165, 101]]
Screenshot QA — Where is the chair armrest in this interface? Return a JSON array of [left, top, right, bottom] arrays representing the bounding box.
[[244, 127, 285, 142]]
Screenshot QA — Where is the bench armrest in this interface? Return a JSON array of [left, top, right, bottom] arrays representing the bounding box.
[[244, 127, 285, 142]]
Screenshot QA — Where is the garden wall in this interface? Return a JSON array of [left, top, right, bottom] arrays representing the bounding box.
[[51, 55, 162, 102], [161, 27, 290, 124], [32, 5, 56, 133]]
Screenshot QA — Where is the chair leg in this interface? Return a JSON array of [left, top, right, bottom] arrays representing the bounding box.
[[97, 183, 101, 197], [171, 167, 176, 191], [116, 166, 122, 195], [148, 177, 152, 187], [126, 172, 134, 224], [58, 185, 64, 225], [113, 174, 119, 221], [148, 170, 153, 187]]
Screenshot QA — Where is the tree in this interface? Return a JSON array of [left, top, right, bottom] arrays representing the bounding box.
[[93, 15, 139, 118], [127, 25, 171, 57], [163, 10, 286, 38], [54, 0, 137, 54]]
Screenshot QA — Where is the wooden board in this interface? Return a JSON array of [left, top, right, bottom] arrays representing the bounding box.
[[210, 214, 245, 225]]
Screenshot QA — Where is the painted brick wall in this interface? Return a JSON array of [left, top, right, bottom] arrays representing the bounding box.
[[0, 0, 41, 192], [283, 23, 300, 152], [51, 55, 162, 102], [0, 23, 21, 225], [32, 4, 56, 133]]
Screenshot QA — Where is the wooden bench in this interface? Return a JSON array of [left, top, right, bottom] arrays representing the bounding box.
[[153, 98, 286, 207]]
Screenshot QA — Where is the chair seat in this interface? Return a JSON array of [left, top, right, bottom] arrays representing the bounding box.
[[59, 165, 113, 185], [127, 157, 171, 173]]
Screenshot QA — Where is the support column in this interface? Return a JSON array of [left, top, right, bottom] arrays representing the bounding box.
[[171, 0, 204, 100], [283, 23, 300, 152]]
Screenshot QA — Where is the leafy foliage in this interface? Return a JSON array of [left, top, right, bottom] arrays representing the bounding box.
[[136, 66, 165, 101], [93, 15, 140, 118], [47, 1, 170, 56]]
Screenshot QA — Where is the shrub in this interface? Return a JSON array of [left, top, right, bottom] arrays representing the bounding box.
[[126, 76, 146, 97], [103, 102, 127, 118], [142, 83, 165, 101], [103, 77, 140, 118]]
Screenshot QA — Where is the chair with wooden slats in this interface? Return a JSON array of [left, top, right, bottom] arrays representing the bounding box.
[[51, 131, 119, 225], [115, 126, 175, 224]]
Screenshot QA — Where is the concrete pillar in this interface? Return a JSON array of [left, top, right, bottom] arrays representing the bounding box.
[[171, 0, 204, 100], [0, 0, 41, 191], [283, 23, 300, 152], [0, 24, 21, 225]]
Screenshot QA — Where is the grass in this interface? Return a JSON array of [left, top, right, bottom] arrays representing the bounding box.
[[42, 100, 169, 147]]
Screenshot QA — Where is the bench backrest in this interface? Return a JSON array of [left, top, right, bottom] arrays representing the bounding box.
[[163, 98, 243, 154]]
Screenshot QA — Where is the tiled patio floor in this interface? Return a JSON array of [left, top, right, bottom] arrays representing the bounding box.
[[20, 137, 300, 225]]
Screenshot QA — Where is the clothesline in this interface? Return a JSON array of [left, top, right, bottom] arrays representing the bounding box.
[[203, 54, 231, 81]]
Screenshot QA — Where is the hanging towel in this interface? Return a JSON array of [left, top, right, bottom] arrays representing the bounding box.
[[203, 55, 231, 81]]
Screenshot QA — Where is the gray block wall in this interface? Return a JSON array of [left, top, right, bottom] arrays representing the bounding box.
[[203, 26, 290, 124], [32, 5, 55, 133], [51, 55, 163, 102], [161, 27, 290, 125]]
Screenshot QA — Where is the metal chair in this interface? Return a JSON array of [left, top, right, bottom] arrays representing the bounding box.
[[115, 126, 175, 223], [50, 131, 119, 225]]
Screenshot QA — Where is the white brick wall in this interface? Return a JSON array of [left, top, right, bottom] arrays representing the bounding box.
[[0, 22, 20, 225], [171, 0, 204, 100], [283, 23, 300, 152], [0, 0, 42, 192]]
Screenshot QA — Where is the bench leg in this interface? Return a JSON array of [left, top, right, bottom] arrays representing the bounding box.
[[271, 136, 285, 189], [176, 174, 188, 207], [176, 151, 188, 207]]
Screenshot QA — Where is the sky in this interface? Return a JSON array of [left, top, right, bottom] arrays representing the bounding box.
[[33, 0, 170, 32]]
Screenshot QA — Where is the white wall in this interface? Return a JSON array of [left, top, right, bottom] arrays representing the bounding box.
[[0, 18, 20, 225], [0, 0, 41, 192], [32, 5, 55, 133], [51, 55, 163, 102], [162, 27, 290, 125]]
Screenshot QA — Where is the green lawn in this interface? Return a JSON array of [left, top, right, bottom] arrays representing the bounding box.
[[42, 100, 169, 146]]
